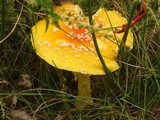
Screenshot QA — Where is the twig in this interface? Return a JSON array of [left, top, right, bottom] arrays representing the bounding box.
[[0, 5, 23, 43]]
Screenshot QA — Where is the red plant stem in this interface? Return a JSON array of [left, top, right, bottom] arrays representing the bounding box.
[[115, 0, 147, 33]]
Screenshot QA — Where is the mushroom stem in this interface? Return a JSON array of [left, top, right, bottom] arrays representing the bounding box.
[[74, 72, 93, 108]]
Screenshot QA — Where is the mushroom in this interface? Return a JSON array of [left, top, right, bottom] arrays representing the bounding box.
[[31, 3, 133, 108]]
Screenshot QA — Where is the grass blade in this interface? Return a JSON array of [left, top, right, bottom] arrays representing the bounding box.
[[1, 0, 5, 40], [87, 0, 115, 80]]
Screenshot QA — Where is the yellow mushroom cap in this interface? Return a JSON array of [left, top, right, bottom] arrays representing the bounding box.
[[31, 3, 133, 75]]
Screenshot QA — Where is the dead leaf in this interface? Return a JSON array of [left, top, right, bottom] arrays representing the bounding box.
[[9, 110, 33, 120], [11, 95, 17, 106], [16, 74, 32, 88], [0, 79, 9, 84]]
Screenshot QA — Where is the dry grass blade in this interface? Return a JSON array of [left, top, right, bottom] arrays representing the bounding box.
[[158, 0, 160, 17], [55, 108, 73, 120], [0, 3, 23, 44]]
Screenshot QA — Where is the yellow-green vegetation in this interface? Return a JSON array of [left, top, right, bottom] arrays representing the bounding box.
[[0, 0, 160, 119]]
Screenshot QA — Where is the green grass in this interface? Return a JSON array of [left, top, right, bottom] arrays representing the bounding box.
[[0, 0, 160, 119]]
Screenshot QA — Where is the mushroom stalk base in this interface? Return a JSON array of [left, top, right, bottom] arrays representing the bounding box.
[[74, 72, 93, 108]]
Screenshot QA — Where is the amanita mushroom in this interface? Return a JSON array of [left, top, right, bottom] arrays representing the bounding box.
[[31, 3, 133, 107]]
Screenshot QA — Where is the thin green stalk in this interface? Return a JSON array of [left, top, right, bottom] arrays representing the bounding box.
[[87, 0, 114, 80], [1, 0, 5, 40], [158, 0, 160, 18], [140, 19, 160, 91], [118, 5, 136, 61], [0, 101, 6, 119]]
